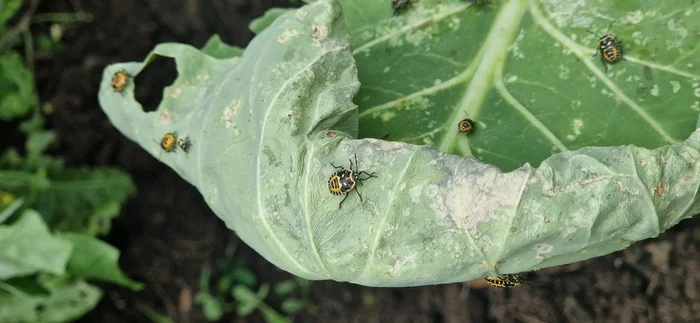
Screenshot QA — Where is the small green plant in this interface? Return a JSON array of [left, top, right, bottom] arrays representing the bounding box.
[[194, 239, 314, 322], [0, 2, 137, 322]]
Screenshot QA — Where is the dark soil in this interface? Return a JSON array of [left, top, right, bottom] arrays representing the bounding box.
[[22, 0, 700, 322]]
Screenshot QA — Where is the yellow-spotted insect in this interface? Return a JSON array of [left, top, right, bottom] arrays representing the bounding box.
[[458, 119, 475, 135], [458, 111, 482, 135], [160, 132, 177, 152], [111, 70, 130, 92], [328, 153, 377, 209], [177, 137, 192, 153], [588, 20, 624, 71], [485, 274, 524, 288], [392, 0, 415, 15]]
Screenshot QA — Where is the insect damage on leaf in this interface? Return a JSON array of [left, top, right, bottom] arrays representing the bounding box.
[[97, 0, 700, 288]]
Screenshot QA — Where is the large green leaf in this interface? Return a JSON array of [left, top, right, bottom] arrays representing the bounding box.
[[60, 233, 143, 291], [0, 52, 37, 121], [36, 168, 136, 235], [98, 0, 700, 287], [293, 0, 700, 171], [0, 279, 101, 322], [0, 210, 72, 279]]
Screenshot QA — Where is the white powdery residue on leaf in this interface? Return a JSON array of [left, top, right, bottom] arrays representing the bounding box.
[[159, 108, 173, 125], [624, 10, 644, 24], [600, 88, 618, 101], [631, 31, 651, 47], [664, 20, 687, 50], [651, 84, 660, 97], [276, 29, 300, 44], [295, 8, 308, 20], [223, 99, 241, 128], [587, 75, 597, 88], [445, 162, 528, 238], [197, 74, 211, 82], [670, 81, 681, 94], [565, 118, 584, 141], [691, 101, 700, 112], [426, 184, 449, 219], [694, 88, 700, 98], [534, 243, 553, 260], [409, 185, 423, 203], [388, 252, 417, 277], [404, 24, 437, 48], [381, 111, 396, 122], [448, 16, 461, 31], [540, 0, 588, 28], [508, 29, 526, 59], [170, 87, 182, 99], [311, 25, 329, 46], [558, 65, 570, 79], [561, 208, 587, 238], [505, 75, 518, 83]]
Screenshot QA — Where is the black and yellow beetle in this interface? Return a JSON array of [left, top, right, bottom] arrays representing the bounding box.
[[485, 274, 524, 288], [458, 118, 475, 135], [111, 70, 130, 92], [589, 20, 624, 71], [160, 132, 177, 152], [177, 137, 192, 153], [458, 110, 480, 135], [328, 153, 377, 209]]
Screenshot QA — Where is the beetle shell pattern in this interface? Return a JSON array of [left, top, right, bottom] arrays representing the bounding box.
[[111, 70, 129, 92], [598, 35, 623, 65], [485, 274, 524, 288], [458, 119, 475, 134], [328, 169, 356, 195], [160, 132, 177, 152]]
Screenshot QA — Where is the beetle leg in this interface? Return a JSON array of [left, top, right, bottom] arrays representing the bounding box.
[[355, 186, 364, 202], [338, 193, 349, 209], [357, 171, 377, 179], [330, 162, 344, 171]]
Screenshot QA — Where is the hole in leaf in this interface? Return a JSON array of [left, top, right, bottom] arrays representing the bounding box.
[[35, 303, 46, 313], [134, 55, 178, 112], [78, 289, 88, 298]]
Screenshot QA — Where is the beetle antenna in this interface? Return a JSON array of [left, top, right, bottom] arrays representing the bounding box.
[[604, 19, 615, 35]]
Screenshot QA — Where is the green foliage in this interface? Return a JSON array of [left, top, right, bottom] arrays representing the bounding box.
[[1, 4, 140, 321], [249, 8, 294, 34], [194, 239, 314, 322], [0, 210, 72, 279], [0, 0, 22, 34], [60, 233, 143, 290], [258, 0, 700, 171], [0, 51, 37, 120], [0, 279, 101, 322], [98, 0, 700, 288], [201, 34, 244, 60]]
